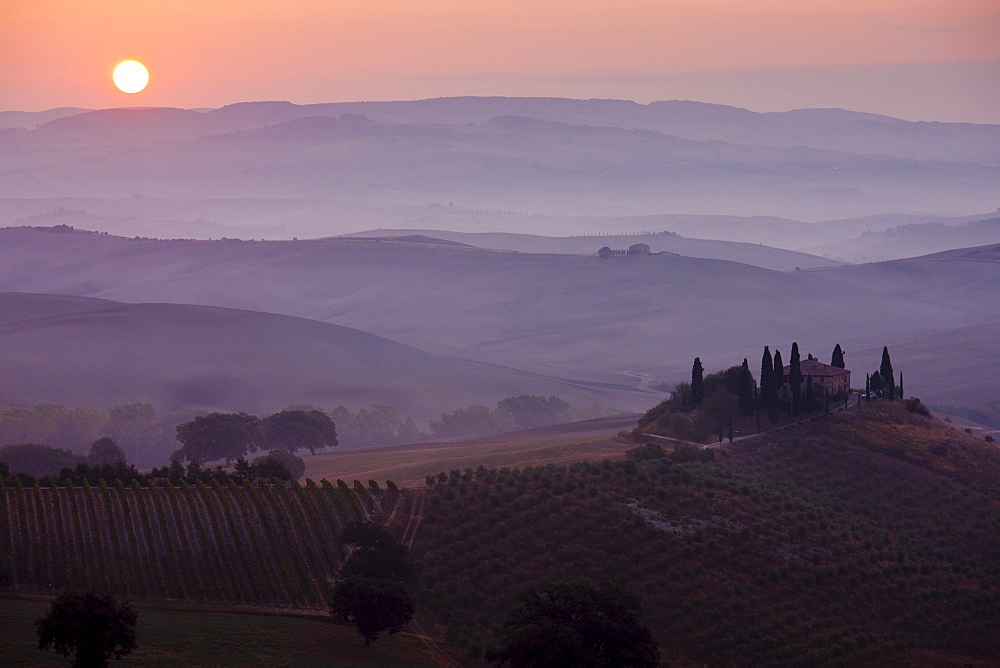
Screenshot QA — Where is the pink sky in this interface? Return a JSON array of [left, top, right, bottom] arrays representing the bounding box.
[[2, 0, 998, 122]]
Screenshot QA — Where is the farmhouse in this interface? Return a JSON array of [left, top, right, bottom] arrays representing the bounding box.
[[628, 243, 651, 256], [780, 359, 851, 396]]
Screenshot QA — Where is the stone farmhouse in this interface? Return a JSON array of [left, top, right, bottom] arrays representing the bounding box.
[[779, 358, 851, 397]]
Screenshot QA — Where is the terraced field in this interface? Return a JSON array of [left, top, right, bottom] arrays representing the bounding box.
[[0, 478, 397, 609]]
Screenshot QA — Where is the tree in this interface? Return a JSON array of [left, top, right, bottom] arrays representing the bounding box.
[[261, 409, 337, 454], [497, 395, 570, 430], [769, 350, 783, 424], [831, 343, 845, 369], [488, 582, 660, 667], [789, 342, 803, 416], [36, 589, 137, 667], [805, 375, 814, 414], [430, 404, 500, 437], [174, 412, 264, 464], [690, 357, 705, 408], [330, 522, 414, 646], [597, 246, 612, 260], [0, 443, 83, 477], [759, 347, 773, 410], [104, 403, 158, 465], [738, 358, 755, 417], [87, 437, 126, 466], [898, 372, 904, 399], [880, 346, 895, 401], [254, 449, 305, 479], [871, 370, 883, 392], [329, 576, 415, 647]]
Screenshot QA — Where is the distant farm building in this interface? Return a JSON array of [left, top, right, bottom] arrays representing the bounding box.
[[597, 243, 652, 259], [779, 359, 851, 397]]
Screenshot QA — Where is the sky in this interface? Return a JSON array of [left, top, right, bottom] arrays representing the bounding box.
[[2, 0, 999, 123]]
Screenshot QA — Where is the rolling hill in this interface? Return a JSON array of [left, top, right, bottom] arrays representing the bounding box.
[[2, 99, 998, 224], [342, 228, 844, 271], [5, 400, 998, 664], [0, 228, 997, 408], [0, 292, 652, 420]]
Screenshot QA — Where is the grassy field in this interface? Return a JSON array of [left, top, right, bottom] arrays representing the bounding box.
[[305, 429, 636, 489], [0, 597, 436, 666]]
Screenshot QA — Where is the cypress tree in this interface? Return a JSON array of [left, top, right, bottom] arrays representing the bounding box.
[[831, 343, 845, 368], [880, 346, 895, 401], [691, 357, 705, 408], [789, 342, 803, 416], [769, 350, 783, 424], [871, 370, 882, 392], [898, 372, 904, 399], [738, 358, 754, 417], [865, 373, 871, 401], [759, 347, 773, 410]]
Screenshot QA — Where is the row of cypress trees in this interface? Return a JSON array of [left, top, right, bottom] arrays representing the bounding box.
[[689, 343, 899, 431]]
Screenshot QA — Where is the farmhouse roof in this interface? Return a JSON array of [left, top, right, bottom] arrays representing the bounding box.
[[784, 359, 849, 377]]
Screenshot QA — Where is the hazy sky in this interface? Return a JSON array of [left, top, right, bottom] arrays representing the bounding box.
[[3, 0, 998, 122]]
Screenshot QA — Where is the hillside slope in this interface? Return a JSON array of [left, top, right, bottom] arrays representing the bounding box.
[[0, 292, 650, 418], [343, 228, 843, 271], [407, 402, 1000, 664], [0, 228, 996, 407]]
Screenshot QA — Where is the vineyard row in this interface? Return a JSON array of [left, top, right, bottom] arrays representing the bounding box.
[[0, 478, 397, 609]]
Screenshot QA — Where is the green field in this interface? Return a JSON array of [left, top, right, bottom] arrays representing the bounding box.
[[0, 597, 435, 666]]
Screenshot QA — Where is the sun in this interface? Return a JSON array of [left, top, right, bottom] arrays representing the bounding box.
[[112, 60, 149, 94]]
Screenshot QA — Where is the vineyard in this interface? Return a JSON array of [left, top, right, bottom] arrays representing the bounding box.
[[0, 477, 397, 609], [410, 403, 1000, 664]]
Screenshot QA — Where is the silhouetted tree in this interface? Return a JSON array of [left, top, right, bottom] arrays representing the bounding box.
[[0, 443, 83, 478], [769, 350, 783, 424], [261, 409, 337, 455], [831, 343, 845, 369], [880, 346, 895, 401], [87, 438, 126, 466], [759, 347, 773, 410], [254, 449, 305, 479], [738, 358, 755, 417], [871, 370, 883, 392], [597, 246, 612, 260], [898, 372, 904, 399], [174, 412, 265, 464], [36, 589, 137, 667], [330, 522, 414, 646], [789, 342, 803, 416], [488, 582, 660, 668], [690, 358, 705, 408]]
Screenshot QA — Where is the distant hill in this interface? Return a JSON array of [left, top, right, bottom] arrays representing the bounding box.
[[342, 228, 843, 271], [0, 292, 651, 420], [803, 217, 1000, 263], [2, 97, 998, 221], [0, 228, 996, 408]]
